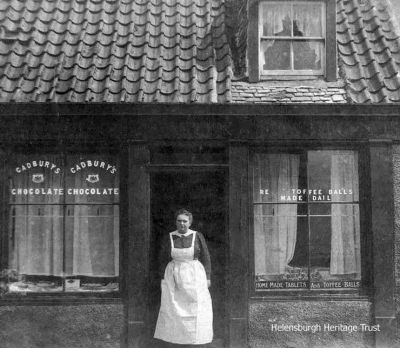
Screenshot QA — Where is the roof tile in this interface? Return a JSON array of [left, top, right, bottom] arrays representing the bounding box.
[[384, 73, 400, 91], [0, 0, 231, 103], [2, 0, 400, 103], [337, 0, 400, 103]]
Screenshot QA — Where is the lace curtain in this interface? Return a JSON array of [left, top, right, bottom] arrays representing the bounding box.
[[254, 154, 299, 275], [9, 156, 64, 276], [254, 150, 361, 276], [260, 2, 324, 71], [330, 151, 361, 275], [9, 155, 119, 278], [65, 159, 119, 277], [261, 2, 323, 37]]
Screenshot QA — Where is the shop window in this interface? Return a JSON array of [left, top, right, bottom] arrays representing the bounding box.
[[253, 150, 361, 291], [248, 0, 337, 81], [2, 153, 119, 293]]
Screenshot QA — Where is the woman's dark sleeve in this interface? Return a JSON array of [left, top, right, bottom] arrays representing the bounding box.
[[158, 235, 171, 279], [198, 232, 211, 280]]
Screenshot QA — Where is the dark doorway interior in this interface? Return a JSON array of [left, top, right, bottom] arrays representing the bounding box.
[[147, 170, 227, 347]]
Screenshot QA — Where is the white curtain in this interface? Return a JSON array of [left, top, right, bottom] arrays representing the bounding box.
[[254, 154, 299, 275], [293, 3, 323, 37], [261, 3, 292, 36], [66, 205, 119, 277], [9, 155, 119, 278], [66, 156, 119, 277], [261, 2, 323, 37], [261, 2, 323, 71], [330, 151, 361, 275], [9, 156, 64, 276]]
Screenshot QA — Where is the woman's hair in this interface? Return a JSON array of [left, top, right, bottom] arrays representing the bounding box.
[[175, 208, 193, 223]]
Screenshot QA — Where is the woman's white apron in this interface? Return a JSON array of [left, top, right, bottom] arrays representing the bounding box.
[[154, 231, 213, 344]]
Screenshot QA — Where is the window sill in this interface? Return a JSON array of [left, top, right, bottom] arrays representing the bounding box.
[[258, 76, 343, 87], [261, 75, 322, 81], [0, 292, 123, 306], [234, 75, 345, 88], [250, 290, 371, 302]]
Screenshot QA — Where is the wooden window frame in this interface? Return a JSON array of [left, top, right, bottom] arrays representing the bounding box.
[[248, 0, 337, 82], [249, 143, 372, 299], [0, 141, 125, 304]]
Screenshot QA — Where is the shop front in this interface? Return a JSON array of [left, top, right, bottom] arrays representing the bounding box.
[[0, 104, 398, 348], [1, 0, 400, 346]]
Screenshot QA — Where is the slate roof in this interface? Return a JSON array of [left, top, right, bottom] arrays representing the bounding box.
[[0, 0, 232, 102], [0, 0, 400, 103]]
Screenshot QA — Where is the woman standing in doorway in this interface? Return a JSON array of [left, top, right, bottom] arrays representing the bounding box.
[[154, 209, 213, 346]]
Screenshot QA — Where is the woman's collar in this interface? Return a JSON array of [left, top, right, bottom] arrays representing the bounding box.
[[172, 229, 194, 237]]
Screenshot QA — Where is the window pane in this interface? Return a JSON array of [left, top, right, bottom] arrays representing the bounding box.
[[261, 40, 291, 71], [309, 203, 331, 216], [8, 155, 64, 204], [65, 155, 119, 204], [293, 41, 323, 70], [309, 215, 331, 268], [8, 205, 64, 293], [309, 204, 361, 290], [261, 2, 292, 37], [293, 3, 323, 37], [259, 1, 325, 74], [254, 205, 309, 290], [64, 205, 119, 292], [308, 151, 359, 203], [4, 153, 120, 294], [253, 153, 302, 203], [253, 150, 362, 291]]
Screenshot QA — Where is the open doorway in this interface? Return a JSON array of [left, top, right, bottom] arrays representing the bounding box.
[[147, 170, 227, 347]]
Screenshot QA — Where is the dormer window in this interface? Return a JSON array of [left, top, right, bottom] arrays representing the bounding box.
[[248, 0, 337, 82], [260, 1, 325, 75]]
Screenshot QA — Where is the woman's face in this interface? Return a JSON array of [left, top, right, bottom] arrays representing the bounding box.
[[176, 214, 191, 234]]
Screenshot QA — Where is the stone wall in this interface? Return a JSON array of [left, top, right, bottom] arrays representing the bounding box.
[[0, 303, 124, 348], [249, 300, 374, 348], [232, 81, 348, 103], [393, 146, 400, 287], [392, 145, 400, 342]]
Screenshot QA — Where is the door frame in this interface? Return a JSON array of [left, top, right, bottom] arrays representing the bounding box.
[[147, 166, 229, 346], [126, 142, 233, 347]]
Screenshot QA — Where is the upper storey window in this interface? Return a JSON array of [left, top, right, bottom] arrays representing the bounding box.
[[248, 0, 337, 82], [260, 1, 325, 75]]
